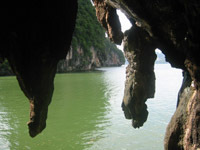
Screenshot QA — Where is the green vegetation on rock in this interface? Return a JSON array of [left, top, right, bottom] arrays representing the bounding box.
[[72, 0, 106, 56], [0, 59, 13, 76], [57, 0, 125, 72]]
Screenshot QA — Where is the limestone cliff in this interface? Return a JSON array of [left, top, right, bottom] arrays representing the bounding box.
[[57, 45, 124, 72], [56, 0, 124, 72]]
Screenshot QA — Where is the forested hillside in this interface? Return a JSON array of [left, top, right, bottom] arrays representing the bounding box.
[[0, 59, 13, 76], [57, 0, 125, 72]]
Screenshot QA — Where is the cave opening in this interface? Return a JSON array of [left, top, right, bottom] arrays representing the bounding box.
[[116, 9, 132, 52]]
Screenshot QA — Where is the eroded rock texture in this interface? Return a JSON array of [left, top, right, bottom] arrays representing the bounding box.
[[93, 0, 200, 149], [0, 1, 77, 137], [164, 71, 200, 150], [122, 26, 156, 128], [93, 0, 123, 44]]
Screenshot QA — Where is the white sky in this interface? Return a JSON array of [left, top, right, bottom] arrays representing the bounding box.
[[117, 10, 132, 32], [116, 11, 162, 54], [155, 48, 162, 53], [90, 0, 131, 51], [116, 10, 132, 51]]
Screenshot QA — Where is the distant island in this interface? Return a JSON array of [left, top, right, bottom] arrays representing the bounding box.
[[56, 0, 125, 72]]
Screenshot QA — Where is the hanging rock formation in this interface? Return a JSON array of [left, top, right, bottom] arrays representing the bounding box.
[[122, 26, 156, 128], [93, 0, 123, 44], [92, 0, 200, 149], [0, 1, 77, 137]]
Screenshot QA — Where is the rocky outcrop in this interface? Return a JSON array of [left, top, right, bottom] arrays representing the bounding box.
[[92, 0, 200, 149]]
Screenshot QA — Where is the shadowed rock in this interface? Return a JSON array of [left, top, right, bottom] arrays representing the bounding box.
[[0, 1, 78, 137], [122, 26, 156, 128], [93, 0, 200, 149], [93, 0, 123, 45]]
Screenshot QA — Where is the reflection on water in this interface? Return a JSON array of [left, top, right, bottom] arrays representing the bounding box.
[[89, 64, 182, 150], [0, 77, 29, 150], [0, 64, 182, 150], [48, 72, 111, 149], [0, 111, 11, 149], [0, 72, 111, 150]]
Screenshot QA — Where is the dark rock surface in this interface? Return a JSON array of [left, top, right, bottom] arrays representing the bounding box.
[[93, 0, 200, 149], [0, 1, 77, 137], [122, 26, 156, 128], [93, 0, 123, 45]]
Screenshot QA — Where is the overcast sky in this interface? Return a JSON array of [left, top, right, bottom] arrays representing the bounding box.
[[116, 10, 132, 51], [117, 10, 132, 32]]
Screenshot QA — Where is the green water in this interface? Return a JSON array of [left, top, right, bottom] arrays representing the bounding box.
[[0, 65, 182, 150]]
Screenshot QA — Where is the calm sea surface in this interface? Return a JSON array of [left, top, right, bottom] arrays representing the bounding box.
[[0, 64, 182, 150]]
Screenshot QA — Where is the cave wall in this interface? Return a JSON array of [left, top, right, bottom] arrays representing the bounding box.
[[92, 0, 200, 149]]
